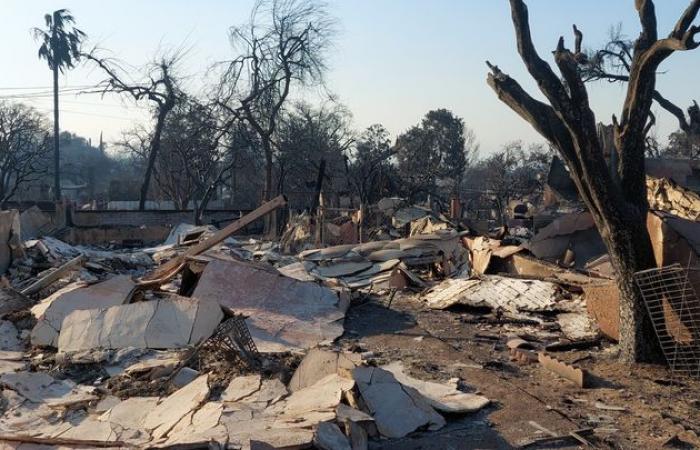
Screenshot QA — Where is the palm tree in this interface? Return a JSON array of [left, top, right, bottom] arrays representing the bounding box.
[[32, 9, 86, 202]]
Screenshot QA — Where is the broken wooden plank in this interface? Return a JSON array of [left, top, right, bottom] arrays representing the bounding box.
[[141, 195, 287, 283], [538, 352, 591, 388], [0, 435, 127, 448], [20, 255, 86, 296]]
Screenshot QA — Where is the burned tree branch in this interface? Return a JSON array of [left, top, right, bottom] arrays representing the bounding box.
[[84, 50, 181, 210], [509, 0, 573, 120]]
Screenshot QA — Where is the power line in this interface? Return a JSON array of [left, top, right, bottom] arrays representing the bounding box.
[[0, 84, 96, 91], [22, 98, 147, 110], [31, 106, 137, 121], [0, 89, 107, 100]]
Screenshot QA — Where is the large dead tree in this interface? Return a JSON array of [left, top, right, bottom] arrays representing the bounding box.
[[487, 0, 700, 362], [218, 0, 334, 232], [580, 27, 700, 141], [84, 52, 180, 210]]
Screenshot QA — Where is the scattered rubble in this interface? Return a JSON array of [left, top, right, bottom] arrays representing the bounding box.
[[0, 181, 697, 449]]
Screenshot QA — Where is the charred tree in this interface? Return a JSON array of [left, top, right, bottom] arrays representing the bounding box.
[[84, 52, 180, 210], [487, 0, 700, 362]]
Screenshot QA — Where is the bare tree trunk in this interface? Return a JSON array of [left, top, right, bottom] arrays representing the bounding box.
[[600, 214, 659, 360], [139, 107, 172, 210], [262, 138, 276, 235], [194, 166, 228, 225], [486, 0, 700, 362], [52, 66, 60, 202], [310, 158, 326, 213], [263, 138, 273, 202]]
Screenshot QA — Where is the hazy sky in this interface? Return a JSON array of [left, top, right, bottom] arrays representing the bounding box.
[[3, 1, 699, 155]]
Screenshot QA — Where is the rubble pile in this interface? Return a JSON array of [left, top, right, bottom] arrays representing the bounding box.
[[0, 182, 698, 449]]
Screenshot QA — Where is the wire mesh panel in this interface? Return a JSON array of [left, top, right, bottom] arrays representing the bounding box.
[[634, 264, 700, 378], [209, 315, 261, 370]]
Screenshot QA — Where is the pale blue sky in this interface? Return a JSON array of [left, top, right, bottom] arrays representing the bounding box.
[[2, 1, 699, 154]]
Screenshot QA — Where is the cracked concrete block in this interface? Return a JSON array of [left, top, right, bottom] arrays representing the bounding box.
[[31, 275, 135, 347], [106, 301, 155, 349], [351, 366, 445, 439], [289, 349, 361, 392], [314, 421, 351, 450], [144, 374, 210, 440], [0, 321, 23, 351], [172, 367, 200, 388], [220, 374, 262, 402], [0, 371, 97, 406], [192, 259, 345, 352], [145, 299, 197, 348], [57, 298, 222, 352], [190, 299, 226, 344], [382, 362, 489, 414], [284, 374, 354, 417]]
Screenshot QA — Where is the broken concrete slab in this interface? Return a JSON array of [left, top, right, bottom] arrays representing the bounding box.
[[158, 403, 227, 448], [382, 362, 490, 414], [289, 349, 361, 392], [0, 356, 25, 375], [31, 275, 136, 347], [313, 260, 374, 279], [99, 396, 160, 432], [192, 259, 345, 353], [255, 379, 289, 404], [0, 371, 97, 406], [277, 261, 317, 282], [0, 321, 23, 352], [283, 374, 355, 418], [57, 297, 223, 352], [423, 275, 560, 314], [314, 421, 351, 450], [352, 366, 445, 438], [336, 403, 374, 425], [221, 374, 262, 402], [143, 374, 210, 440], [172, 367, 200, 388]]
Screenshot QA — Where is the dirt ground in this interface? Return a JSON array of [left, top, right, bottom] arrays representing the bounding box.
[[338, 291, 700, 450]]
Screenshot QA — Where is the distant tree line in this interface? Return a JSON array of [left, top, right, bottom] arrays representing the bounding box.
[[6, 0, 696, 228]]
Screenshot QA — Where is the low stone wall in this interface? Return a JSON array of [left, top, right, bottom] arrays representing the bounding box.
[[58, 225, 172, 246], [71, 209, 253, 228]]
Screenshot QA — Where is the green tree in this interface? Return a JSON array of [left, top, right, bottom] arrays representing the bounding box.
[[32, 9, 86, 201], [396, 109, 477, 201], [347, 124, 396, 209], [665, 128, 700, 159]]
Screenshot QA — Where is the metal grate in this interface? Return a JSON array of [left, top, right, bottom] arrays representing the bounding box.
[[634, 264, 700, 378], [210, 315, 261, 370]]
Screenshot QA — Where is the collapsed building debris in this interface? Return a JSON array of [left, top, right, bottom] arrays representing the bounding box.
[[57, 296, 223, 353], [647, 176, 700, 221], [31, 275, 136, 346], [0, 182, 698, 449], [191, 259, 346, 353], [423, 275, 561, 314]]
